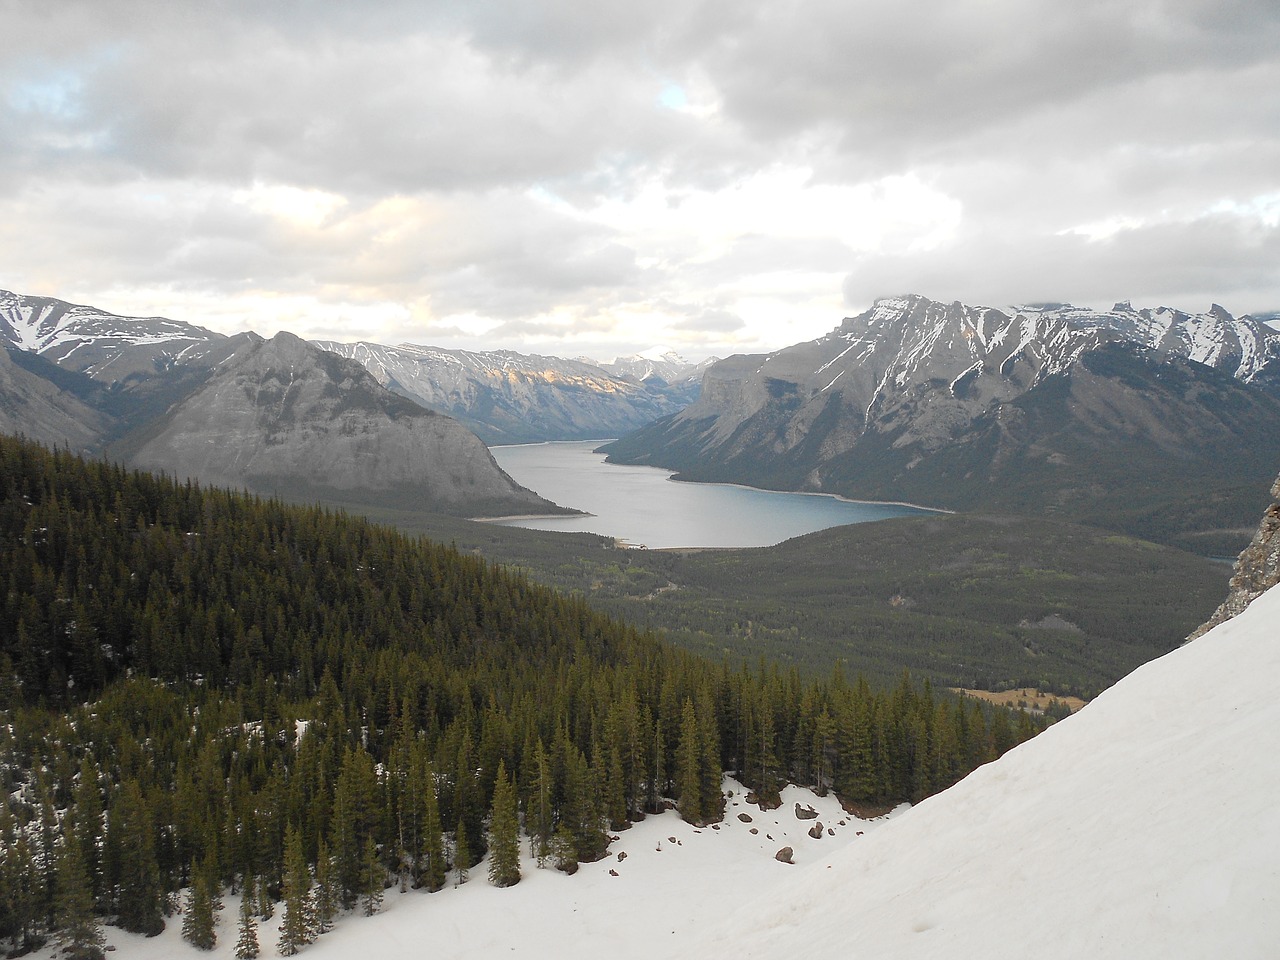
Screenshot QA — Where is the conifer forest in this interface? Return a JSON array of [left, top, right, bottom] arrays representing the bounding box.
[[0, 435, 1042, 954]]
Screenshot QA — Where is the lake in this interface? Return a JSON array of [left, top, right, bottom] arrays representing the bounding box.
[[488, 440, 937, 548]]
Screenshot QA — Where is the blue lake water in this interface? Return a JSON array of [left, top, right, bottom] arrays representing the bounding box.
[[488, 440, 937, 548]]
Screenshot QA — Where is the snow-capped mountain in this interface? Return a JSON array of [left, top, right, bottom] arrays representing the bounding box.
[[0, 288, 234, 385], [0, 290, 564, 516], [313, 340, 699, 444], [603, 295, 1280, 552], [594, 347, 718, 386]]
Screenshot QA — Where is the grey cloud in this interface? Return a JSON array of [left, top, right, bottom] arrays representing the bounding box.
[[842, 210, 1280, 315]]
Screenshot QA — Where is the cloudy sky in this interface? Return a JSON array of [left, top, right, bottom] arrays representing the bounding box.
[[3, 0, 1279, 360]]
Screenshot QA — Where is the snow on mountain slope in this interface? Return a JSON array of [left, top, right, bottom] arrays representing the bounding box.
[[313, 339, 696, 443], [702, 581, 1280, 959], [0, 289, 226, 383]]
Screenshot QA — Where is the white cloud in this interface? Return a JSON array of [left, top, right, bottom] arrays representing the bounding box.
[[1, 0, 1278, 358]]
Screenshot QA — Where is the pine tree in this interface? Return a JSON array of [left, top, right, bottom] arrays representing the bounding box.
[[277, 826, 313, 957], [54, 834, 105, 960], [486, 760, 520, 888], [182, 862, 217, 950], [233, 884, 260, 960]]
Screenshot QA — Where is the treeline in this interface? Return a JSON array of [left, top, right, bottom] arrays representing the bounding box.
[[0, 436, 1042, 954]]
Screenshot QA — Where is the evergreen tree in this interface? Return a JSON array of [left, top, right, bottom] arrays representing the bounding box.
[[359, 836, 383, 917], [526, 741, 553, 867], [181, 862, 217, 950], [311, 842, 337, 935], [486, 761, 520, 888], [234, 885, 260, 960], [54, 835, 104, 960], [418, 770, 446, 893], [675, 698, 703, 824], [452, 820, 470, 888], [111, 781, 165, 936], [277, 826, 313, 957]]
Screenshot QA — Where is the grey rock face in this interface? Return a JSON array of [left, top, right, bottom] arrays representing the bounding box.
[[0, 346, 112, 452], [119, 333, 562, 516], [1190, 475, 1280, 638]]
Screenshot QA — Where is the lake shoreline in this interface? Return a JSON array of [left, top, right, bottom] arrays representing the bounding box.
[[488, 440, 939, 549]]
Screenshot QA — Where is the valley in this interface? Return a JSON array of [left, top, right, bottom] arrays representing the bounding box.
[[333, 505, 1226, 700], [0, 287, 1273, 959]]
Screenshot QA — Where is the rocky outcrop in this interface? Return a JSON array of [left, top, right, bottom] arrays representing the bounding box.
[[1189, 474, 1280, 638], [114, 333, 566, 517]]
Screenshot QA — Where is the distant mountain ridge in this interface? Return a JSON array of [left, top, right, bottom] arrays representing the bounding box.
[[0, 290, 561, 516], [314, 340, 712, 444], [603, 295, 1280, 552]]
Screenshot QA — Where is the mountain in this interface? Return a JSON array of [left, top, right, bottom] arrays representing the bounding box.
[[594, 346, 718, 386], [313, 340, 702, 444], [0, 345, 113, 450], [112, 332, 562, 516], [0, 290, 562, 516], [604, 295, 1280, 551]]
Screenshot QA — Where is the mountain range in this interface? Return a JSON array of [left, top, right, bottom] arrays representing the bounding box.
[[0, 290, 558, 516], [313, 340, 711, 445], [603, 295, 1280, 552]]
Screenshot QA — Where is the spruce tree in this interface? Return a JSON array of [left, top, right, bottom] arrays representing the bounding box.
[[526, 741, 553, 867], [182, 862, 217, 950], [419, 770, 446, 892], [675, 698, 703, 824], [112, 781, 165, 936], [234, 885, 260, 960], [54, 834, 105, 960], [359, 836, 384, 917], [452, 820, 470, 887], [486, 760, 520, 888], [277, 826, 313, 957], [311, 842, 337, 935]]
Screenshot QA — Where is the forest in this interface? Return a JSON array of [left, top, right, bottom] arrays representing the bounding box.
[[0, 435, 1043, 956]]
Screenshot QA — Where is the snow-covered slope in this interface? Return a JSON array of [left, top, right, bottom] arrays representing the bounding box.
[[704, 582, 1280, 958]]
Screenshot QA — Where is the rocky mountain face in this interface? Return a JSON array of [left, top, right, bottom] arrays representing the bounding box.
[[313, 340, 705, 444], [115, 333, 561, 515], [1190, 472, 1280, 638], [604, 296, 1280, 551], [0, 290, 563, 516], [0, 345, 113, 450]]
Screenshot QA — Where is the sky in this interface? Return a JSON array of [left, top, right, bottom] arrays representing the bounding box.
[[3, 0, 1279, 361]]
